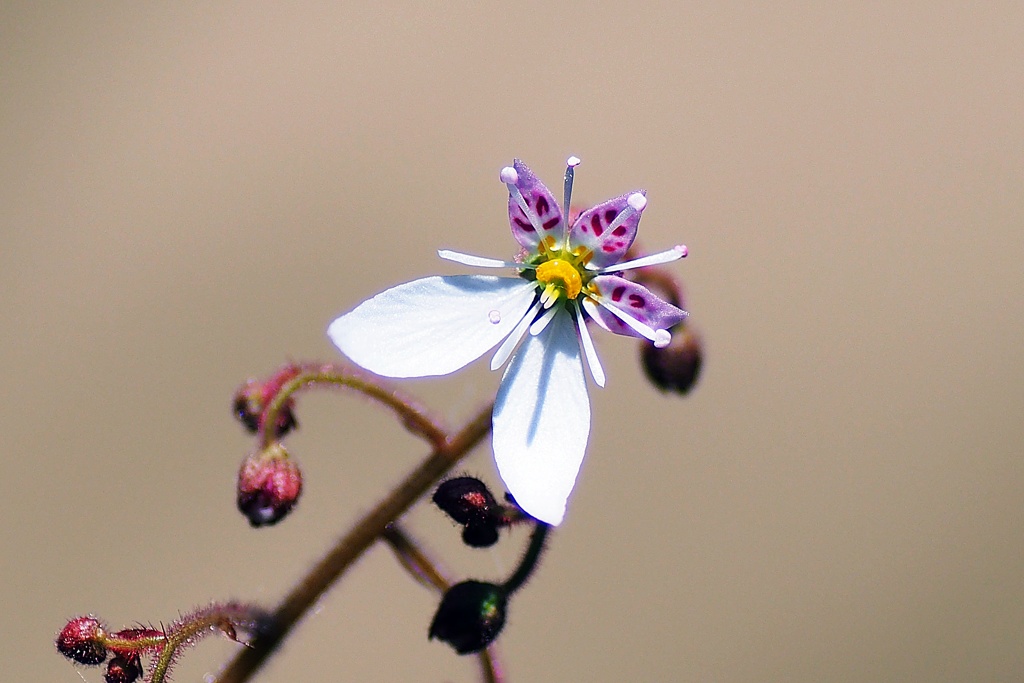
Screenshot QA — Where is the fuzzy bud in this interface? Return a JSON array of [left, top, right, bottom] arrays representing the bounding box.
[[433, 477, 503, 548], [428, 581, 508, 654], [56, 616, 108, 665], [233, 365, 301, 437], [641, 325, 703, 394], [237, 443, 303, 527]]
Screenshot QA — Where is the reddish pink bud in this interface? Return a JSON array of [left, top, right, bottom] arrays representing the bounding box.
[[56, 616, 108, 665], [237, 443, 303, 527], [233, 365, 301, 437]]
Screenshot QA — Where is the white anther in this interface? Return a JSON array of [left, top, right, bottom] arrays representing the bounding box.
[[500, 166, 518, 184]]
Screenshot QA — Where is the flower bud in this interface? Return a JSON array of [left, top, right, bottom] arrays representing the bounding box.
[[641, 325, 703, 394], [104, 654, 143, 683], [237, 443, 302, 527], [232, 365, 301, 437], [432, 477, 503, 548], [461, 523, 500, 548], [56, 616, 108, 665], [428, 581, 508, 655]]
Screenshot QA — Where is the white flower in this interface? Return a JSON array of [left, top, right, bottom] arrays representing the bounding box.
[[328, 158, 687, 525]]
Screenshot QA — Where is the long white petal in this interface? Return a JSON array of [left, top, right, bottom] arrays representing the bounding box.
[[492, 310, 591, 526], [328, 275, 536, 378]]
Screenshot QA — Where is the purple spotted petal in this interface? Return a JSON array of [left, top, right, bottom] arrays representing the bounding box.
[[507, 159, 565, 253], [568, 191, 643, 268], [582, 275, 688, 339]]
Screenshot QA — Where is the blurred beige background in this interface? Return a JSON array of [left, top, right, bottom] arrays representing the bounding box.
[[3, 3, 1023, 682]]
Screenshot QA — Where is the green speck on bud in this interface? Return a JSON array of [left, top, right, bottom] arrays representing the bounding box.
[[428, 581, 508, 655]]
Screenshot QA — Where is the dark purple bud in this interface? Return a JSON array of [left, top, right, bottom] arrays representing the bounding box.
[[433, 477, 498, 526], [433, 477, 504, 547], [428, 581, 507, 655], [104, 654, 143, 683], [56, 616, 108, 665], [641, 325, 703, 394], [462, 523, 500, 548], [237, 443, 302, 527]]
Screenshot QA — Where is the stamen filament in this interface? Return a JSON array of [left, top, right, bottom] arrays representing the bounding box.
[[595, 193, 645, 245], [504, 182, 544, 235], [562, 156, 581, 248], [597, 245, 688, 273], [588, 297, 673, 348], [437, 250, 523, 269]]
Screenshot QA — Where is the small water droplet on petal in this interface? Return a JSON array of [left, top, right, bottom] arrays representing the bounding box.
[[488, 310, 501, 324]]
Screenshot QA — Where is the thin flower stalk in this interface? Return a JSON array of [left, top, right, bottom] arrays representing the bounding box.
[[383, 524, 503, 683], [214, 401, 495, 683], [257, 363, 447, 449]]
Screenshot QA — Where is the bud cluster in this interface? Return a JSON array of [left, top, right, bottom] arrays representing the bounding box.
[[432, 476, 527, 548], [57, 604, 267, 683], [426, 477, 550, 654], [56, 617, 164, 683]]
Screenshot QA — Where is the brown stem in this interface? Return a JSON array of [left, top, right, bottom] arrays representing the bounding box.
[[214, 402, 494, 683], [382, 524, 504, 683], [259, 364, 448, 450]]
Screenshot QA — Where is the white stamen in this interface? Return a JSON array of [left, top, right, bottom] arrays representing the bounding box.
[[490, 299, 542, 370], [573, 301, 606, 387], [529, 305, 559, 335], [627, 192, 647, 212], [438, 249, 521, 269], [505, 182, 544, 235], [488, 310, 502, 324], [562, 156, 582, 226], [597, 245, 688, 273], [602, 191, 647, 239], [499, 166, 518, 184], [596, 298, 669, 347]]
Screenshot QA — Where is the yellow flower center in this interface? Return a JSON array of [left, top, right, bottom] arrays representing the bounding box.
[[535, 258, 583, 303]]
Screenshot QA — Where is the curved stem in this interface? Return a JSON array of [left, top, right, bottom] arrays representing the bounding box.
[[259, 364, 448, 450], [150, 603, 266, 683], [502, 522, 550, 596], [215, 401, 494, 683]]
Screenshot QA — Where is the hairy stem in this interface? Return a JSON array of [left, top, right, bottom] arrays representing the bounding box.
[[259, 364, 448, 449], [215, 401, 494, 683], [151, 603, 266, 683], [502, 522, 551, 596]]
